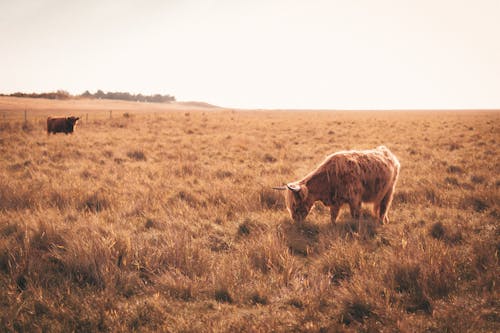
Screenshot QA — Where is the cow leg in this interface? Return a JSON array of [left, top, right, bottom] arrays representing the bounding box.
[[330, 203, 341, 224], [347, 199, 362, 236], [348, 199, 361, 219], [373, 202, 380, 221], [379, 188, 395, 224]]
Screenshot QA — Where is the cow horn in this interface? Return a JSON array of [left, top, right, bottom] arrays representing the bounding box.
[[286, 183, 301, 192], [272, 186, 287, 191]]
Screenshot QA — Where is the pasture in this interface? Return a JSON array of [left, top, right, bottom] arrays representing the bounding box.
[[0, 97, 498, 332]]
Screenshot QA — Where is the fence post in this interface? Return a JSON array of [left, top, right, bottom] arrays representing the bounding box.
[[86, 113, 88, 123], [109, 110, 112, 119]]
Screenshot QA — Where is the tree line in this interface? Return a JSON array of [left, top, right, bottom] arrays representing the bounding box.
[[1, 90, 176, 103]]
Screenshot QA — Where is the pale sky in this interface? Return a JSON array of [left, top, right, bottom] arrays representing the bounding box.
[[1, 0, 499, 109]]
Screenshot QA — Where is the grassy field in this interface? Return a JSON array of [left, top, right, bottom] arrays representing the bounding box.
[[0, 97, 498, 332]]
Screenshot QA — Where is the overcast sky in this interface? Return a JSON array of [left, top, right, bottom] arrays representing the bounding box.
[[1, 0, 499, 109]]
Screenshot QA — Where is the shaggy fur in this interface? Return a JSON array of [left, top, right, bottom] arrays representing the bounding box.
[[47, 116, 79, 134], [277, 146, 400, 224]]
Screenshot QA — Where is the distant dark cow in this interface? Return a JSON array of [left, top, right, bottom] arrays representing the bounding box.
[[274, 146, 400, 224], [47, 116, 80, 134]]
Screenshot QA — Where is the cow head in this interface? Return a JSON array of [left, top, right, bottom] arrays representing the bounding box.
[[66, 116, 80, 132], [273, 183, 312, 223]]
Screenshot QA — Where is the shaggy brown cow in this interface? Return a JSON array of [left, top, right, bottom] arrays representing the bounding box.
[[47, 116, 80, 134], [273, 146, 400, 224]]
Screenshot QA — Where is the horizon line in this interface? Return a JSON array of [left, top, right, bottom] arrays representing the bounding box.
[[0, 95, 499, 112]]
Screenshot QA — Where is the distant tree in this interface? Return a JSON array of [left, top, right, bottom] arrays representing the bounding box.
[[5, 89, 175, 103], [56, 90, 71, 99], [81, 90, 92, 98], [95, 90, 105, 99]]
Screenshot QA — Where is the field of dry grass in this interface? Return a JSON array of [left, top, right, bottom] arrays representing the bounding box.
[[0, 97, 498, 332]]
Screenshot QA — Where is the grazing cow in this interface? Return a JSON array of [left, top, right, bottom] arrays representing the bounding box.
[[47, 116, 80, 134], [273, 146, 400, 224]]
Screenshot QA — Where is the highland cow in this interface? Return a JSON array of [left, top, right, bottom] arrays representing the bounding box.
[[273, 146, 400, 224], [47, 116, 80, 134]]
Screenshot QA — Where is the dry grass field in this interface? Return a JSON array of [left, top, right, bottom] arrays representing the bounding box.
[[0, 97, 498, 332]]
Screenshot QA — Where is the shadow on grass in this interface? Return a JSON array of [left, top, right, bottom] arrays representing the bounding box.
[[279, 213, 381, 256], [331, 216, 380, 241]]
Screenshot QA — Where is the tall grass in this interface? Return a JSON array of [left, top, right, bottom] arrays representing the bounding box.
[[0, 103, 498, 332]]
